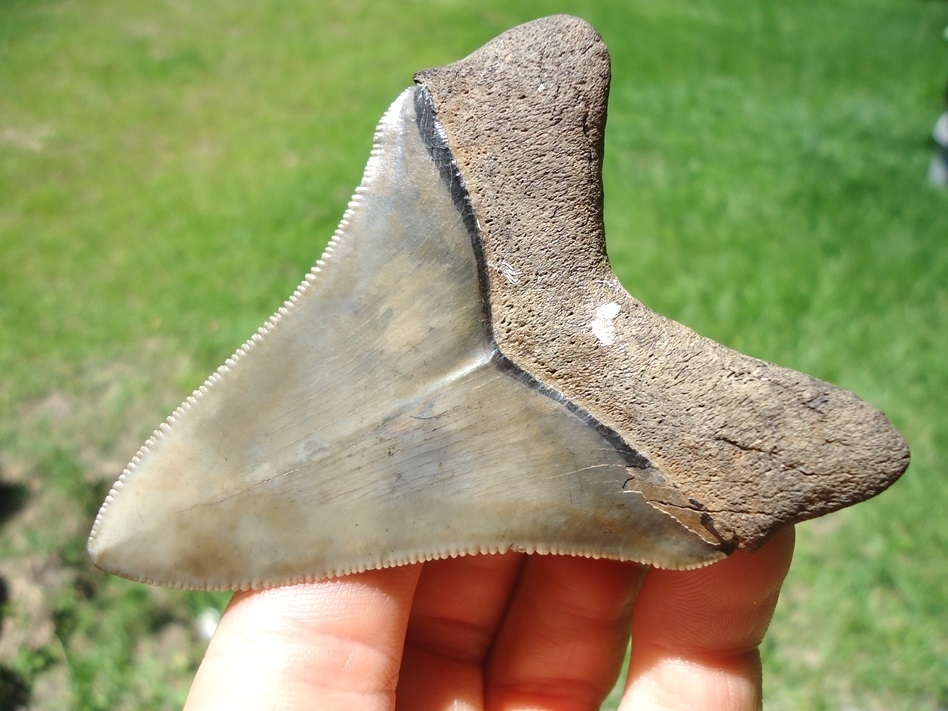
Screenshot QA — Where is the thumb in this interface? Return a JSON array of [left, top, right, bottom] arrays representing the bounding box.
[[184, 566, 422, 711]]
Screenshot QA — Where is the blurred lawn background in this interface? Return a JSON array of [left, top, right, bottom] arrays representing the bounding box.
[[1, 0, 946, 708]]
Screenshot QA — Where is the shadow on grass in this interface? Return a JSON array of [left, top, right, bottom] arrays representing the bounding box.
[[0, 481, 29, 526], [0, 666, 30, 710]]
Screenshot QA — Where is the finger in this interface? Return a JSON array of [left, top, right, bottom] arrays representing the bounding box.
[[396, 552, 526, 710], [621, 526, 796, 711], [485, 555, 647, 710], [185, 565, 422, 711]]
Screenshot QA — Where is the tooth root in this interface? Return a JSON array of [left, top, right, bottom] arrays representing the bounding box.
[[414, 14, 909, 549]]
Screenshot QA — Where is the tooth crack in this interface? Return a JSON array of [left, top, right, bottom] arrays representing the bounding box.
[[714, 435, 818, 477]]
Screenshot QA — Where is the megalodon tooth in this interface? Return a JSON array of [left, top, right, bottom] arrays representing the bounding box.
[[87, 15, 909, 591]]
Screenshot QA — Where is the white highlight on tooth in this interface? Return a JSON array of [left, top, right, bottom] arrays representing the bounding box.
[[487, 259, 522, 284], [590, 302, 621, 346]]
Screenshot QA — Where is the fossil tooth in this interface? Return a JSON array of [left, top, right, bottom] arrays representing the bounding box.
[[87, 15, 909, 591]]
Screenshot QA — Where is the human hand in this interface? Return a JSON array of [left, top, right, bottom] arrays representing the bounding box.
[[184, 526, 794, 710]]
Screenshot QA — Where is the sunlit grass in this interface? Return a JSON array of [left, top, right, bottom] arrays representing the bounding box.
[[1, 0, 945, 708]]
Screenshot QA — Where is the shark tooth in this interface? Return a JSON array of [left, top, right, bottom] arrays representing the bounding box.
[[87, 15, 909, 591]]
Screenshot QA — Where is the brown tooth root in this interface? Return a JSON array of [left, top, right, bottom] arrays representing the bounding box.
[[87, 15, 908, 592], [414, 14, 908, 549]]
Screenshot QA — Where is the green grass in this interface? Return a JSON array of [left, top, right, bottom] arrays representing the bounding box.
[[2, 0, 946, 708]]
